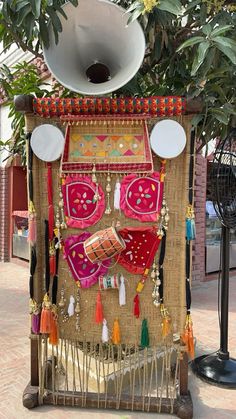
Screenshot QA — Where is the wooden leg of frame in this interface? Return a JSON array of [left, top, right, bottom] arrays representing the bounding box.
[[179, 351, 188, 395], [175, 351, 193, 419], [22, 336, 39, 409]]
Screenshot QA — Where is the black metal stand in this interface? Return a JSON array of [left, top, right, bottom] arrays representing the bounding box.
[[192, 225, 236, 388]]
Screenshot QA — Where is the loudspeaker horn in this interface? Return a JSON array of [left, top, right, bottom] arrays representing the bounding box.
[[43, 0, 145, 95]]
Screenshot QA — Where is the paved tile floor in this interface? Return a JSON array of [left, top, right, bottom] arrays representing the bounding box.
[[0, 262, 235, 419]]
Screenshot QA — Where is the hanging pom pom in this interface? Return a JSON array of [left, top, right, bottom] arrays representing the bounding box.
[[133, 294, 140, 318], [49, 306, 59, 346], [102, 318, 109, 343], [40, 294, 53, 334], [141, 318, 149, 348], [28, 201, 37, 245], [114, 179, 121, 210], [95, 291, 103, 324], [112, 318, 121, 344], [119, 275, 126, 306], [32, 312, 40, 334], [68, 295, 75, 317]]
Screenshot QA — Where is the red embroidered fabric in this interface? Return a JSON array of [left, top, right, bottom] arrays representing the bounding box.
[[120, 172, 164, 222], [63, 232, 110, 288], [115, 227, 161, 275], [62, 175, 105, 229]]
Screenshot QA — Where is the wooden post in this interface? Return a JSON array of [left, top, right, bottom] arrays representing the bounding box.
[[179, 351, 189, 395]]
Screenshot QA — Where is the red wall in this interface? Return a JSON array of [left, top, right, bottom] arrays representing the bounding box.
[[192, 151, 207, 281], [0, 167, 10, 261]]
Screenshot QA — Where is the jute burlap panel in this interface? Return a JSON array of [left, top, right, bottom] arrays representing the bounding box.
[[26, 114, 192, 345]]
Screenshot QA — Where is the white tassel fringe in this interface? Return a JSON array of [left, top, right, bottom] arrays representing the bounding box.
[[119, 274, 126, 306], [102, 318, 109, 343]]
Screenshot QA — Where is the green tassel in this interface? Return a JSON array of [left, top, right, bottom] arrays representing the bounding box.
[[141, 318, 149, 348]]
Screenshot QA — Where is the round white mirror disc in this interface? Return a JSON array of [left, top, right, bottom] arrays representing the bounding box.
[[150, 119, 187, 159], [30, 124, 65, 162]]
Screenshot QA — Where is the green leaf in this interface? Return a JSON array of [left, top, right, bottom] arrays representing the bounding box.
[[213, 36, 236, 51], [154, 33, 162, 61], [177, 36, 204, 52], [185, 0, 201, 12], [29, 0, 41, 18], [191, 114, 204, 127], [202, 23, 211, 36], [55, 5, 67, 20], [39, 16, 49, 48], [214, 42, 236, 65], [223, 103, 236, 116], [24, 12, 35, 39], [158, 0, 182, 16], [16, 4, 31, 26], [125, 1, 141, 14], [211, 109, 229, 125], [16, 1, 31, 12], [126, 5, 144, 25], [47, 7, 63, 32], [191, 41, 210, 76], [211, 25, 233, 38]]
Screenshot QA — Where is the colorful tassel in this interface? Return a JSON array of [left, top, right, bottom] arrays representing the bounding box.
[[181, 315, 195, 359], [161, 305, 171, 338], [114, 179, 121, 210], [32, 312, 40, 334], [68, 295, 75, 317], [133, 294, 140, 318], [119, 274, 126, 306], [141, 318, 149, 348], [49, 306, 59, 346], [186, 204, 196, 241], [102, 318, 109, 343], [95, 291, 103, 324], [49, 252, 56, 276], [40, 294, 53, 334], [112, 319, 121, 344], [28, 201, 37, 245]]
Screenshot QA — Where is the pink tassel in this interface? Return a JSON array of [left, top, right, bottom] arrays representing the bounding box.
[[28, 213, 37, 245], [32, 313, 40, 334]]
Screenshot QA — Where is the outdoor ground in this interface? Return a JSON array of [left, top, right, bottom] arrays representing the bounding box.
[[0, 262, 236, 419]]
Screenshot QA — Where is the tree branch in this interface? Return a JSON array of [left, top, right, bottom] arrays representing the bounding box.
[[0, 18, 43, 59]]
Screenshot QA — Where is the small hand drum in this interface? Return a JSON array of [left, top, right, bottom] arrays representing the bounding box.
[[84, 227, 126, 263], [30, 124, 65, 162], [150, 119, 186, 159]]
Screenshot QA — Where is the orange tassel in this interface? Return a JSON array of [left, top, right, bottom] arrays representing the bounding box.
[[161, 306, 171, 338], [188, 325, 195, 359], [181, 315, 195, 359], [112, 318, 121, 344], [181, 326, 189, 346], [40, 294, 53, 334], [49, 307, 59, 345], [95, 291, 103, 324]]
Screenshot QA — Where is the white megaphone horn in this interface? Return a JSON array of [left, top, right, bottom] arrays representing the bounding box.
[[43, 0, 146, 96]]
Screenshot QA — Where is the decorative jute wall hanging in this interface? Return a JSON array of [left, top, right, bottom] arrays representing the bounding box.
[[20, 95, 196, 419]]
